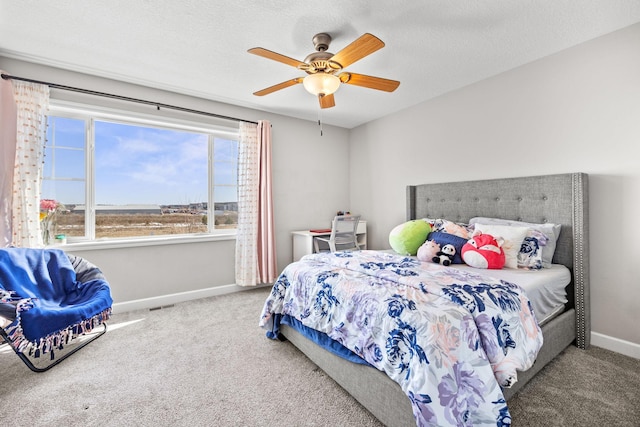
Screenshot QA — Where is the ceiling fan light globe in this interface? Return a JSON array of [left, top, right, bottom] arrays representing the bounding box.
[[303, 73, 340, 96]]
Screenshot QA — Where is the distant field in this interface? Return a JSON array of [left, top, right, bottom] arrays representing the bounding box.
[[55, 212, 237, 238]]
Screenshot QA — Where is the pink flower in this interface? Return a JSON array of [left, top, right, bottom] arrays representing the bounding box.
[[40, 199, 58, 212]]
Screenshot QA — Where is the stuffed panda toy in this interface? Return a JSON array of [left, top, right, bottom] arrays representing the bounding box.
[[433, 244, 456, 266]]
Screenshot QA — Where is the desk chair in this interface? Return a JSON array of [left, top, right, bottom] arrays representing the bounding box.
[[313, 215, 361, 253]]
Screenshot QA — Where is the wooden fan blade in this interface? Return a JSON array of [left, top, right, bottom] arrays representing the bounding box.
[[329, 33, 385, 69], [338, 72, 400, 92], [253, 78, 304, 96], [248, 47, 307, 68], [319, 93, 335, 109]]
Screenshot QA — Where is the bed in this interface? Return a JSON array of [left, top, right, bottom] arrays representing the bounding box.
[[261, 173, 589, 426]]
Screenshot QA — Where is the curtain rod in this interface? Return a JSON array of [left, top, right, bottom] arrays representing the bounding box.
[[1, 73, 259, 125]]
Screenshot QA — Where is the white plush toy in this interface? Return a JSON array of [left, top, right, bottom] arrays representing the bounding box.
[[417, 239, 440, 262]]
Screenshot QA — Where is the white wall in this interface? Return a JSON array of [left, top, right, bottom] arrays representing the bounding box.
[[0, 56, 351, 305], [350, 23, 640, 350]]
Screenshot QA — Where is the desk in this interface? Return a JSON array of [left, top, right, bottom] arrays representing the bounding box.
[[291, 221, 367, 262]]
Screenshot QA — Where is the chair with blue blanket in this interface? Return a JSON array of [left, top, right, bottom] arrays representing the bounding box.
[[0, 248, 112, 372]]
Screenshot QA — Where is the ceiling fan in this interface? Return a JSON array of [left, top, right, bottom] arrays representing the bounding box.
[[248, 33, 400, 109]]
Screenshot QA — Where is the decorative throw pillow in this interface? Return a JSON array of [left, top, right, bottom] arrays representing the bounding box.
[[517, 230, 546, 270], [388, 220, 432, 256], [425, 231, 468, 264], [423, 218, 472, 239], [472, 224, 529, 269], [470, 217, 561, 268], [518, 237, 542, 270]]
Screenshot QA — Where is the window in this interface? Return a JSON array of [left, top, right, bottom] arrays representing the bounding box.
[[43, 103, 239, 242]]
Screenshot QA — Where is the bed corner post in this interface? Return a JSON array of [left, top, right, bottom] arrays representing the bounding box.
[[572, 172, 590, 349]]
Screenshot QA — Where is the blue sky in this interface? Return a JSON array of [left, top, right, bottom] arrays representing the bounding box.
[[43, 117, 237, 206]]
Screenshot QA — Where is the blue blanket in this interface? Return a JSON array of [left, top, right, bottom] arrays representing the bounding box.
[[0, 248, 112, 356]]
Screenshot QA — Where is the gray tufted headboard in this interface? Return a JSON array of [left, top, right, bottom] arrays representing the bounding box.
[[406, 173, 590, 348]]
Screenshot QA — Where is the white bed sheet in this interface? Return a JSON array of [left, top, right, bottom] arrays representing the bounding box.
[[450, 264, 570, 325]]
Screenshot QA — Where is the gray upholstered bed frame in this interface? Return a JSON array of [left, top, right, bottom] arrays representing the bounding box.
[[280, 172, 590, 426]]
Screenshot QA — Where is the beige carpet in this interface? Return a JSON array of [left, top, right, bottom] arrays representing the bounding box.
[[1, 287, 638, 426]]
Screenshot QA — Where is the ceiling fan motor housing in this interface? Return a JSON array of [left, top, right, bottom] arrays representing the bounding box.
[[312, 33, 332, 51], [302, 51, 340, 73]]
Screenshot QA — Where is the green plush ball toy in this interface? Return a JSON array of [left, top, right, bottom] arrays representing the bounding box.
[[388, 220, 432, 256]]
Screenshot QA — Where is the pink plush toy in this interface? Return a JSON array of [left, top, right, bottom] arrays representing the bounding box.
[[461, 232, 506, 269], [417, 239, 440, 263]]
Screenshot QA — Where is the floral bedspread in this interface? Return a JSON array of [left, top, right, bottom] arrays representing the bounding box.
[[260, 250, 543, 427]]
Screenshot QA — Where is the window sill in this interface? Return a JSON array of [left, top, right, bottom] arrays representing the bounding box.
[[52, 232, 236, 251]]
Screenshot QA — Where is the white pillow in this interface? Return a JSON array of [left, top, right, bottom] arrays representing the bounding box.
[[470, 217, 561, 268], [473, 224, 529, 269]]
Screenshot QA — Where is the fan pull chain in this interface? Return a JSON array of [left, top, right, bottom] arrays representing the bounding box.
[[318, 109, 323, 136]]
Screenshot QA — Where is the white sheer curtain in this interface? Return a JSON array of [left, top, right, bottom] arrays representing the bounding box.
[[0, 71, 17, 247], [235, 120, 277, 286], [10, 79, 50, 247]]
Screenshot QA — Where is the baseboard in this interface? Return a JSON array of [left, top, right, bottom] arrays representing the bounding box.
[[591, 331, 640, 359], [111, 283, 270, 314]]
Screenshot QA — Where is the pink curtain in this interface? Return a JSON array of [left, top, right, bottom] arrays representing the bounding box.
[[0, 72, 17, 247], [256, 121, 277, 284], [235, 120, 277, 286]]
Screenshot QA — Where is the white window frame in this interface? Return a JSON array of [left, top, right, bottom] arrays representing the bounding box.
[[46, 100, 239, 250]]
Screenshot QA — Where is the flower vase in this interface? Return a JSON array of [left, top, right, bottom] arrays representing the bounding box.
[[42, 219, 53, 246]]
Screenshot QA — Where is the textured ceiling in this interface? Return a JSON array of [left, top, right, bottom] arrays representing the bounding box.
[[1, 1, 639, 129]]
